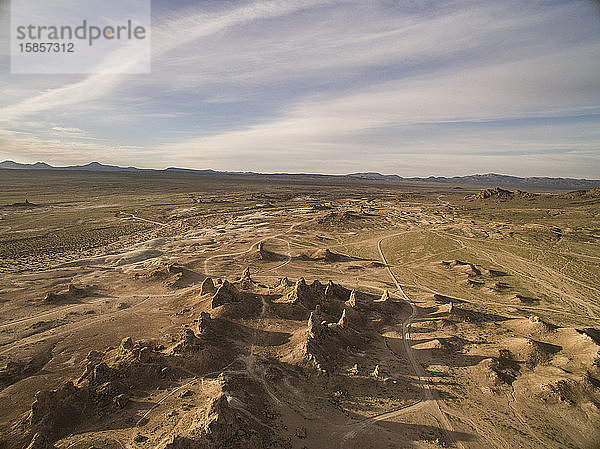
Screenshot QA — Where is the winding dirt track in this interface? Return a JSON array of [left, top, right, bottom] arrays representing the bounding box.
[[0, 297, 108, 330], [375, 234, 467, 449], [202, 220, 470, 447], [122, 213, 167, 227], [203, 219, 308, 277]]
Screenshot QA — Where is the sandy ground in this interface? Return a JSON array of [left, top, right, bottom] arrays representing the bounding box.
[[1, 180, 599, 448]]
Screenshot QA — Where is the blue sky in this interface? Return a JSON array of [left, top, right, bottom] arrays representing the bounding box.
[[1, 0, 599, 176]]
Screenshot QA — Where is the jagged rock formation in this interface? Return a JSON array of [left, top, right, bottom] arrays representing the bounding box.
[[317, 248, 353, 262], [256, 242, 267, 259], [467, 187, 537, 201], [476, 350, 521, 393], [371, 365, 381, 378], [44, 284, 93, 303], [303, 304, 365, 372], [19, 324, 243, 445], [138, 263, 201, 288], [442, 260, 481, 276], [323, 249, 338, 262], [345, 290, 357, 308], [25, 381, 106, 443], [160, 372, 274, 449], [256, 242, 287, 261], [278, 277, 293, 289], [336, 309, 347, 328], [560, 186, 600, 199], [201, 277, 216, 296], [240, 267, 251, 281], [442, 303, 504, 323], [238, 267, 254, 289], [324, 282, 333, 299], [294, 248, 357, 263], [307, 305, 326, 338], [120, 336, 133, 351], [212, 281, 240, 308], [324, 280, 351, 300], [15, 276, 408, 447], [288, 278, 325, 310], [209, 280, 262, 319], [198, 312, 212, 335], [348, 364, 359, 375], [204, 394, 241, 441]]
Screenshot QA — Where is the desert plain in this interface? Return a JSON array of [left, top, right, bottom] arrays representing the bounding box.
[[0, 169, 599, 449]]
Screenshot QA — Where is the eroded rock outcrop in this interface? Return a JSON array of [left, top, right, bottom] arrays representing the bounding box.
[[476, 350, 521, 393], [201, 277, 216, 296], [256, 242, 287, 262], [303, 305, 364, 372], [18, 276, 394, 447], [212, 281, 240, 308], [24, 432, 54, 449], [160, 373, 274, 449], [467, 187, 537, 201], [278, 277, 293, 289], [336, 309, 347, 329], [307, 305, 326, 338], [324, 280, 351, 300], [237, 267, 255, 289], [288, 278, 325, 310], [345, 290, 357, 308], [44, 284, 94, 303]]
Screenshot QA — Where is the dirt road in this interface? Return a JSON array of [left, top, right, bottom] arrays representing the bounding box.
[[376, 235, 467, 449]]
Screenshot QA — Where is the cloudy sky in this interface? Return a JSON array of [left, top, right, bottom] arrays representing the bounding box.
[[1, 0, 599, 176]]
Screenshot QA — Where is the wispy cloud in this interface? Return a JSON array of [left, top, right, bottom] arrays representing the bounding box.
[[0, 0, 344, 124], [0, 128, 150, 165], [159, 38, 600, 173], [51, 126, 93, 137], [1, 0, 599, 176]]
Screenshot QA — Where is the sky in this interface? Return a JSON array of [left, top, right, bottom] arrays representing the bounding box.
[[0, 0, 599, 177]]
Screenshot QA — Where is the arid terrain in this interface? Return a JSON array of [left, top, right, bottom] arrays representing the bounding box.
[[1, 170, 599, 449]]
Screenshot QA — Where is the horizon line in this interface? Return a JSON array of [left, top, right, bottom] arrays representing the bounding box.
[[1, 159, 600, 182]]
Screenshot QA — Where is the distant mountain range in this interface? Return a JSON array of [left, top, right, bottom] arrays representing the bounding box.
[[0, 160, 143, 172], [1, 160, 598, 190], [346, 172, 600, 190]]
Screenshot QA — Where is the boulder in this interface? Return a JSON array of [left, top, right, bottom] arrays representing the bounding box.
[[371, 365, 381, 378], [113, 393, 129, 409], [201, 277, 216, 296], [138, 346, 151, 363], [120, 337, 134, 351]]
